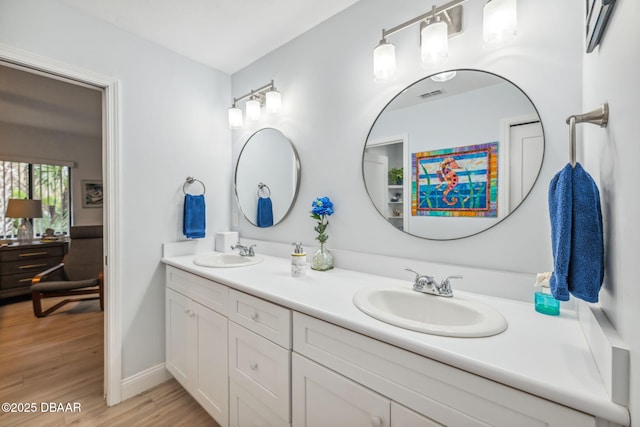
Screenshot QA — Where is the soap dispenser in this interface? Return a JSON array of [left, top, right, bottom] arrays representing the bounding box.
[[533, 272, 560, 316], [291, 242, 307, 277]]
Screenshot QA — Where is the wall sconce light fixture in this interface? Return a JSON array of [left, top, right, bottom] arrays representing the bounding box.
[[483, 0, 517, 48], [373, 0, 517, 82], [228, 80, 281, 128]]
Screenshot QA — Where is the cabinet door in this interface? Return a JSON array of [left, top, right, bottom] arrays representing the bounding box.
[[391, 402, 443, 427], [166, 288, 192, 388], [193, 300, 229, 427], [292, 353, 389, 427]]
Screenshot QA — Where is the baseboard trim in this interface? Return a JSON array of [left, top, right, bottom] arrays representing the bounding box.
[[121, 363, 172, 401]]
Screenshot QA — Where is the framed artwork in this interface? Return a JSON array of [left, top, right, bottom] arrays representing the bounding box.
[[411, 142, 498, 217], [586, 0, 616, 53], [82, 180, 103, 208]]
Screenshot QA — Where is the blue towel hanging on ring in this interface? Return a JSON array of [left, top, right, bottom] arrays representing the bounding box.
[[257, 197, 273, 227], [183, 194, 206, 238], [548, 163, 604, 302]]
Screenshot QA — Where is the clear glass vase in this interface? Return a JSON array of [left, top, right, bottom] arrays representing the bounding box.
[[311, 242, 334, 271]]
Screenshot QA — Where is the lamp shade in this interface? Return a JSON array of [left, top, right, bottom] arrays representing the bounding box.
[[246, 98, 261, 121], [483, 0, 517, 48], [228, 106, 243, 128], [5, 199, 43, 219], [266, 90, 282, 114], [373, 40, 396, 82], [421, 20, 448, 67]]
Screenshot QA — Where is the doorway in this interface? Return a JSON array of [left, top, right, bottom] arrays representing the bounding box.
[[0, 45, 121, 405]]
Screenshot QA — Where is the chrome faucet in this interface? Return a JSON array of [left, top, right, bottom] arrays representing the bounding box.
[[405, 268, 461, 298], [231, 242, 256, 257]]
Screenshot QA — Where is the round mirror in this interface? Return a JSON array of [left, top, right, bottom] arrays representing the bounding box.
[[363, 69, 544, 240], [235, 128, 300, 227]]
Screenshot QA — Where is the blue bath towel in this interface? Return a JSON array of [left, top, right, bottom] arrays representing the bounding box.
[[257, 197, 274, 227], [549, 163, 604, 302], [183, 194, 206, 238]]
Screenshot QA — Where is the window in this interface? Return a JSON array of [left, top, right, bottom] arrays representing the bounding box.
[[1, 160, 71, 239]]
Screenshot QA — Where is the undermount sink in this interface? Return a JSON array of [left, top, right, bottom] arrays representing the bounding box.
[[193, 253, 263, 268], [353, 287, 507, 338]]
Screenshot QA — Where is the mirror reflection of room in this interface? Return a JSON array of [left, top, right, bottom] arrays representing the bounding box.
[[364, 70, 543, 240]]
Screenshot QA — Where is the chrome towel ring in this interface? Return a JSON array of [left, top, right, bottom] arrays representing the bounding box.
[[183, 176, 206, 195], [258, 182, 271, 198]]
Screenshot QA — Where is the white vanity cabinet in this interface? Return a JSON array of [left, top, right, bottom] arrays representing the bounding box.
[[292, 312, 598, 427], [292, 353, 441, 427], [228, 289, 292, 426], [166, 267, 229, 427]]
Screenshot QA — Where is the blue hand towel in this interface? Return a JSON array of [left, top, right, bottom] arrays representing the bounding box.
[[257, 197, 274, 227], [569, 163, 604, 302], [549, 163, 604, 302], [183, 194, 206, 238], [549, 164, 572, 301]]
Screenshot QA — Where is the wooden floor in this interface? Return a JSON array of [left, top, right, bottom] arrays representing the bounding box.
[[0, 296, 219, 426]]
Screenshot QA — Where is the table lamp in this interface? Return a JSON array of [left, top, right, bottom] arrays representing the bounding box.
[[5, 199, 43, 242]]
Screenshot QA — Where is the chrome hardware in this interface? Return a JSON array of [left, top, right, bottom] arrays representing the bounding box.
[[231, 242, 256, 257], [405, 268, 461, 297]]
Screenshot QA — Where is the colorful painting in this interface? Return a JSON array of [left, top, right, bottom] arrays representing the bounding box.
[[411, 142, 498, 217]]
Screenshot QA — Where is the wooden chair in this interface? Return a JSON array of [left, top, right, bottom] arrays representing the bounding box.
[[31, 225, 104, 317]]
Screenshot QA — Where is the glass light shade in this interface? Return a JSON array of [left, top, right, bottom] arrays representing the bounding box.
[[228, 106, 243, 128], [373, 41, 396, 82], [421, 20, 448, 67], [265, 90, 282, 114], [246, 98, 261, 121], [430, 71, 457, 82], [483, 0, 517, 48]]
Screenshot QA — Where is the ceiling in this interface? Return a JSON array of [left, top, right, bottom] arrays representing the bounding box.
[[0, 1, 361, 137], [0, 63, 102, 138], [59, 0, 361, 74]]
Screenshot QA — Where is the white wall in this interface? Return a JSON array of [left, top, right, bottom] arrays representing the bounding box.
[[0, 121, 103, 226], [0, 0, 232, 380], [232, 0, 582, 282], [582, 0, 640, 419]]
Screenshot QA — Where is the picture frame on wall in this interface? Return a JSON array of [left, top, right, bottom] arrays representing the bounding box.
[[82, 180, 103, 208], [586, 0, 616, 53]]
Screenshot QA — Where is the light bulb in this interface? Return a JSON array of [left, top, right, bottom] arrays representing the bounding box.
[[373, 40, 396, 82], [430, 71, 456, 82], [266, 90, 282, 114], [483, 0, 517, 48], [421, 20, 448, 67], [246, 98, 261, 121], [228, 106, 243, 128]]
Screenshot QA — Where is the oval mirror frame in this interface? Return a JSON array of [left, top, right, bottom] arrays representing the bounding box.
[[363, 69, 545, 240], [235, 128, 301, 227]]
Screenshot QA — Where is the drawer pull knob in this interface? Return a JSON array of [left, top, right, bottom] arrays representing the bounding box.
[[250, 312, 259, 321], [19, 263, 48, 270], [19, 251, 49, 257], [371, 416, 383, 427], [249, 362, 258, 370]]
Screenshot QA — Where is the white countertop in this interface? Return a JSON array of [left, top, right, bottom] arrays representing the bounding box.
[[162, 252, 629, 425]]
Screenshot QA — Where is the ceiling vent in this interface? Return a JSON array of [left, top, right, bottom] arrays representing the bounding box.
[[420, 89, 444, 99]]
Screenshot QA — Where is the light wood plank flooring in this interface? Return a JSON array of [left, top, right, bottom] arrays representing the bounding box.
[[0, 296, 219, 426]]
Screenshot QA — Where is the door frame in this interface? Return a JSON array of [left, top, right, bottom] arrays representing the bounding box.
[[0, 43, 122, 405]]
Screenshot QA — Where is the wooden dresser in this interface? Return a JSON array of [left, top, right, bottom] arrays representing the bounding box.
[[0, 241, 68, 299]]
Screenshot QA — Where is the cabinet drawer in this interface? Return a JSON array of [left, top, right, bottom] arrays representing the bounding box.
[[0, 272, 48, 290], [230, 379, 290, 427], [0, 245, 64, 262], [229, 288, 291, 348], [166, 266, 228, 316], [1, 258, 59, 276], [229, 321, 291, 421]]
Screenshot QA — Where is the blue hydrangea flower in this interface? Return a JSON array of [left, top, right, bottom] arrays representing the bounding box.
[[310, 196, 334, 243]]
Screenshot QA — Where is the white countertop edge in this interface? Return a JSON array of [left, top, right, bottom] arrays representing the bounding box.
[[161, 253, 630, 425]]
